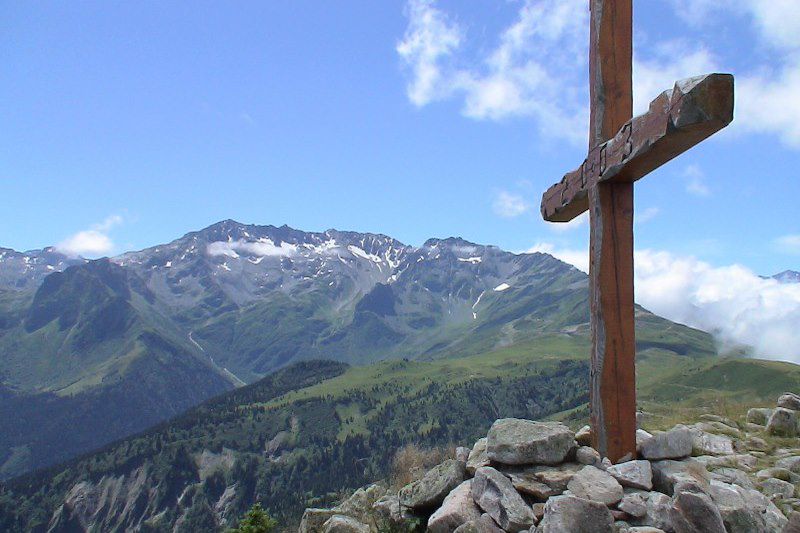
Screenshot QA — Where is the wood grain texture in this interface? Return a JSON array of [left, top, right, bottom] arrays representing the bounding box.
[[541, 73, 734, 222], [588, 0, 636, 463]]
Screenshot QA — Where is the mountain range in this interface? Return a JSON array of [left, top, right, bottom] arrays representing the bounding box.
[[0, 220, 718, 479]]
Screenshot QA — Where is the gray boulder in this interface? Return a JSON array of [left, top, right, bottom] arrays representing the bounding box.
[[760, 477, 795, 499], [566, 465, 624, 506], [767, 408, 799, 437], [607, 460, 653, 490], [486, 418, 574, 466], [639, 426, 693, 460], [398, 459, 466, 511], [576, 446, 601, 466], [776, 456, 800, 473], [707, 479, 788, 532], [322, 515, 370, 533], [747, 408, 773, 426], [467, 438, 490, 475], [471, 467, 535, 532], [709, 467, 754, 489], [452, 515, 504, 533], [669, 489, 726, 533], [372, 494, 415, 525], [576, 425, 592, 447], [630, 491, 673, 532], [456, 447, 470, 463], [778, 393, 800, 411], [689, 429, 734, 456], [501, 468, 557, 499], [537, 495, 614, 533], [650, 459, 707, 495], [299, 509, 338, 533], [618, 490, 648, 518], [428, 480, 482, 533]]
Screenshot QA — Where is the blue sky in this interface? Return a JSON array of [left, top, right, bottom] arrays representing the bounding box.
[[1, 1, 799, 269], [3, 0, 800, 361]]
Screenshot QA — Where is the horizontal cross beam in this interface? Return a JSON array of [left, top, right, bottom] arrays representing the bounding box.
[[541, 73, 734, 222]]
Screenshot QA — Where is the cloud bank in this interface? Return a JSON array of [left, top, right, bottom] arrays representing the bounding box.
[[529, 243, 800, 363], [206, 239, 298, 258]]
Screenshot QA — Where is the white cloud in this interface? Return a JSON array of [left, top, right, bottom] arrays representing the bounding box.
[[775, 234, 800, 255], [549, 211, 588, 233], [684, 164, 711, 197], [396, 0, 462, 106], [56, 215, 124, 258], [207, 239, 297, 258], [635, 207, 661, 224], [634, 249, 800, 362], [492, 190, 530, 218], [397, 0, 588, 143], [633, 40, 717, 115], [530, 242, 800, 362], [668, 0, 800, 148], [527, 242, 589, 273]]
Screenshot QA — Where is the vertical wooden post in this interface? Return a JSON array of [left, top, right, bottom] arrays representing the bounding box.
[[588, 0, 637, 462]]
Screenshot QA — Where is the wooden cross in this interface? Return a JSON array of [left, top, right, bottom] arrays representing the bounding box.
[[540, 0, 733, 462]]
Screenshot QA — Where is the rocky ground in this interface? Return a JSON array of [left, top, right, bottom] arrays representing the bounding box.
[[299, 392, 800, 532]]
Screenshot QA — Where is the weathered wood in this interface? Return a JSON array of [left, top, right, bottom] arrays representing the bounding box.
[[537, 0, 734, 463], [587, 0, 636, 463], [541, 73, 734, 222]]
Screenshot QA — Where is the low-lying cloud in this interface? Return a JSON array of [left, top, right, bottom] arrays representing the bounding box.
[[57, 215, 124, 258], [207, 239, 297, 258], [530, 243, 800, 363]]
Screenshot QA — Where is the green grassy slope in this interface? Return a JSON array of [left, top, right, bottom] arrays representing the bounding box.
[[2, 342, 797, 532]]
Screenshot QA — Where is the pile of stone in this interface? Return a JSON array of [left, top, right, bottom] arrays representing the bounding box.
[[300, 392, 800, 532]]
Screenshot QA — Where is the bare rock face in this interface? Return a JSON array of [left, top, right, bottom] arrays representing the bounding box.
[[427, 480, 482, 533], [467, 438, 490, 476], [639, 426, 693, 460], [607, 460, 653, 491], [471, 467, 535, 532], [778, 392, 800, 411], [537, 495, 614, 533], [486, 419, 574, 466], [399, 459, 466, 511], [670, 489, 726, 533], [566, 465, 624, 506], [766, 407, 799, 437]]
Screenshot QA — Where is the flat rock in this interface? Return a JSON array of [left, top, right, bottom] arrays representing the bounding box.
[[709, 467, 754, 489], [639, 426, 693, 460], [778, 393, 800, 411], [398, 459, 466, 511], [760, 477, 795, 499], [486, 418, 574, 466], [650, 459, 707, 496], [670, 489, 726, 533], [607, 460, 653, 490], [471, 467, 535, 532], [747, 408, 773, 426], [501, 468, 557, 500], [467, 438, 490, 475], [524, 462, 583, 493], [699, 414, 739, 428], [689, 429, 734, 456], [322, 515, 370, 533], [567, 465, 624, 506], [537, 495, 614, 533], [693, 453, 757, 472], [767, 407, 799, 437], [428, 480, 482, 533]]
